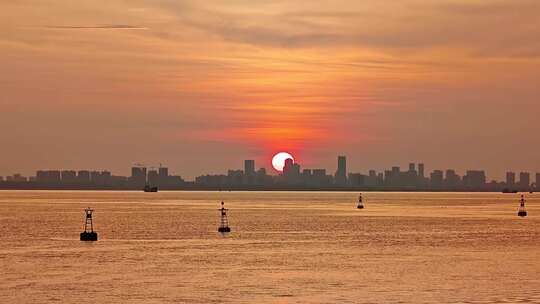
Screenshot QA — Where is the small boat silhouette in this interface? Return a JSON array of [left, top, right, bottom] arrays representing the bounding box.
[[144, 184, 158, 192]]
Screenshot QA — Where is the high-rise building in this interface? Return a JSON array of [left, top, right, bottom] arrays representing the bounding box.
[[148, 169, 159, 186], [159, 167, 168, 178], [418, 163, 425, 178], [283, 158, 294, 175], [130, 166, 147, 187], [445, 170, 461, 188], [227, 170, 244, 185], [301, 169, 312, 185], [335, 156, 347, 186], [506, 172, 516, 188], [7, 174, 27, 182], [244, 160, 255, 176], [385, 166, 402, 186], [312, 169, 331, 186], [90, 171, 101, 184], [348, 173, 364, 187], [90, 171, 111, 186], [158, 166, 169, 187], [36, 170, 61, 183], [61, 170, 77, 183], [519, 172, 530, 189], [407, 163, 418, 186], [430, 170, 444, 187], [77, 170, 91, 183], [463, 170, 486, 189], [256, 168, 270, 185], [283, 158, 300, 184]]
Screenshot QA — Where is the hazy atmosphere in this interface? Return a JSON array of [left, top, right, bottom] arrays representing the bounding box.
[[2, 0, 540, 178]]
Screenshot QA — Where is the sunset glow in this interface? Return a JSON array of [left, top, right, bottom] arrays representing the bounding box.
[[272, 152, 294, 172], [1, 1, 540, 179]]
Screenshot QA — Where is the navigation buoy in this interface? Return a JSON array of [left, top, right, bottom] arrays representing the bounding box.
[[357, 193, 364, 209], [80, 207, 98, 241], [218, 201, 231, 233], [518, 195, 527, 217]]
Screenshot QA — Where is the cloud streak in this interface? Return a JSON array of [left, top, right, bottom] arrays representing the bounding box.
[[44, 25, 147, 30]]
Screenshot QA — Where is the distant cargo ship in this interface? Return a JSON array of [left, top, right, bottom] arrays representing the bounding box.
[[144, 185, 158, 192]]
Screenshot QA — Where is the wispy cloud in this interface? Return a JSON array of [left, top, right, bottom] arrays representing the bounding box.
[[44, 25, 147, 30]]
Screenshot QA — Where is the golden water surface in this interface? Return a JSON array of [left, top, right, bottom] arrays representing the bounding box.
[[1, 191, 539, 303]]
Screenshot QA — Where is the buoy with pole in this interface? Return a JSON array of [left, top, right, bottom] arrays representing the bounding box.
[[80, 207, 98, 241], [218, 201, 231, 233], [357, 193, 365, 209], [518, 195, 528, 217]]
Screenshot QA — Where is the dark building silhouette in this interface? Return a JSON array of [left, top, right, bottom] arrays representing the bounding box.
[[36, 170, 61, 184], [244, 160, 255, 176], [91, 171, 111, 186], [312, 169, 331, 186], [227, 170, 244, 186], [406, 163, 418, 186], [348, 173, 365, 187], [418, 163, 425, 178], [463, 170, 486, 189], [519, 172, 530, 189], [335, 156, 347, 186], [506, 172, 516, 188], [130, 166, 147, 188], [2, 158, 537, 191], [301, 169, 313, 186], [283, 158, 301, 184], [196, 174, 228, 187], [430, 170, 444, 188], [158, 166, 168, 185], [385, 166, 401, 187], [61, 170, 77, 183], [78, 170, 91, 183], [6, 174, 27, 182], [363, 170, 379, 187], [244, 160, 256, 185], [445, 169, 461, 188], [256, 167, 271, 185], [148, 169, 159, 186]]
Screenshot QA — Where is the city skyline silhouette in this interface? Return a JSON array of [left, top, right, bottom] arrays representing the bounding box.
[[2, 156, 539, 192]]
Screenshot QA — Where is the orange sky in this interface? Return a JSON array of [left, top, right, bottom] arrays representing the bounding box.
[[1, 0, 540, 179]]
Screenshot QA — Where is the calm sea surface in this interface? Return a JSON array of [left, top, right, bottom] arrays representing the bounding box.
[[1, 191, 539, 303]]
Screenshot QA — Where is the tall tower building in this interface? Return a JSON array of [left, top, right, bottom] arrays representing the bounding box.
[[506, 172, 516, 187], [244, 160, 255, 176], [159, 167, 168, 178], [283, 158, 294, 176], [130, 166, 147, 187], [519, 172, 530, 189], [418, 163, 425, 178], [335, 156, 347, 186]]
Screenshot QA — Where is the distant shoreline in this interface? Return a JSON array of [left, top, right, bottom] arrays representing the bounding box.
[[0, 184, 532, 193]]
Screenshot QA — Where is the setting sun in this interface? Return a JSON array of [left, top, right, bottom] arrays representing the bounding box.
[[271, 152, 294, 172]]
